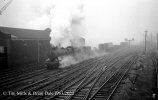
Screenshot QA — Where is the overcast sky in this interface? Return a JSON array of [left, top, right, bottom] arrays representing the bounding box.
[[0, 0, 158, 47]]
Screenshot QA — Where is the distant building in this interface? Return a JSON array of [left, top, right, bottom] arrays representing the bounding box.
[[0, 27, 51, 40], [106, 42, 113, 48], [99, 44, 106, 52], [114, 45, 120, 47], [120, 42, 129, 46], [98, 42, 113, 52]]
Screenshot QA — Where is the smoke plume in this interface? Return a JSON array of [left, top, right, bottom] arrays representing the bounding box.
[[58, 55, 77, 68], [48, 0, 85, 67], [49, 0, 85, 48]]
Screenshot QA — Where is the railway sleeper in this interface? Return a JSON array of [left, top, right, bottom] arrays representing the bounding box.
[[94, 94, 108, 98], [72, 96, 85, 99], [97, 89, 113, 93]]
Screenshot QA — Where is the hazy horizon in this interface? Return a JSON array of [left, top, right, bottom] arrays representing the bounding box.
[[0, 0, 158, 47]]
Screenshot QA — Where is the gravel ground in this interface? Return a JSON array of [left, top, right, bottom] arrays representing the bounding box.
[[112, 53, 157, 100]]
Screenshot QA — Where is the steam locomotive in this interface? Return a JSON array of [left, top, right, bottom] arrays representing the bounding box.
[[45, 46, 76, 69], [45, 46, 92, 69]]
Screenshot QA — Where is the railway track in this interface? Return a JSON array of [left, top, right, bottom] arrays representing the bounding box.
[[0, 56, 106, 99], [27, 51, 139, 100], [45, 55, 138, 100], [0, 58, 98, 91], [0, 58, 94, 89], [0, 64, 45, 80], [0, 48, 140, 100], [15, 57, 111, 100], [89, 56, 137, 100]]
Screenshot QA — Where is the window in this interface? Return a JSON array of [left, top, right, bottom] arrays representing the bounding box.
[[0, 46, 4, 54]]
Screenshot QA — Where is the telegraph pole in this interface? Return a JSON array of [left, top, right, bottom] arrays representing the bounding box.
[[157, 33, 158, 51], [150, 32, 153, 48], [144, 30, 148, 53]]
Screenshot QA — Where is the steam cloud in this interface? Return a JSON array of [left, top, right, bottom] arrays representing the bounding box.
[[49, 0, 85, 67], [58, 55, 77, 68], [49, 0, 85, 48]]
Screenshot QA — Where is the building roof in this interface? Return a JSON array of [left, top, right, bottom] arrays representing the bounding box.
[[0, 30, 11, 39], [0, 26, 51, 39]]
